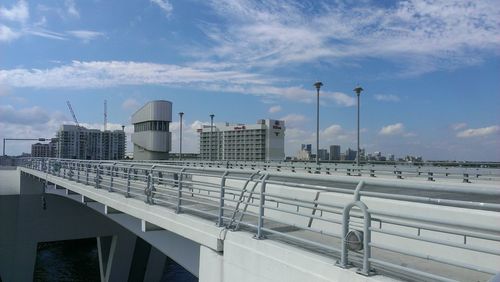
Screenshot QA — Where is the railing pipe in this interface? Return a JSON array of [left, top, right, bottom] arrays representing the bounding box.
[[217, 171, 229, 227], [338, 200, 373, 276], [254, 174, 269, 239]]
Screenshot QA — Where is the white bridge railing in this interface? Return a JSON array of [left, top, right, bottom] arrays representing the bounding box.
[[22, 158, 500, 282], [131, 160, 500, 183]]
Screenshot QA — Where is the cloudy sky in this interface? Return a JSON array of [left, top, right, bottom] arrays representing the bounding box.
[[1, 0, 499, 161]]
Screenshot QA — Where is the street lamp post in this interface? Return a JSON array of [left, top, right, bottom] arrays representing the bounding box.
[[179, 112, 184, 161], [354, 85, 364, 168], [313, 81, 323, 166], [209, 114, 214, 162]]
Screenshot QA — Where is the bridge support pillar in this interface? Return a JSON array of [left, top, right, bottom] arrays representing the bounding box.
[[199, 245, 223, 282], [7, 241, 38, 282], [144, 246, 167, 282], [97, 231, 136, 282]]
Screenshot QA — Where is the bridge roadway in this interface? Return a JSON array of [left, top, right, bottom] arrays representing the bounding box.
[[5, 159, 500, 282]]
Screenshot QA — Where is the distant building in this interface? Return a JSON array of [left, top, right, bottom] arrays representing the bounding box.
[[199, 119, 285, 161], [329, 145, 341, 161], [301, 144, 312, 154], [359, 148, 365, 160], [57, 125, 125, 160], [318, 149, 329, 161], [296, 149, 311, 161], [131, 100, 172, 160], [345, 148, 357, 161], [31, 138, 58, 158], [32, 143, 49, 158]]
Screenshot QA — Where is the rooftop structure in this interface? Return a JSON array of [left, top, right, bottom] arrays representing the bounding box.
[[131, 100, 172, 160], [198, 119, 285, 161]]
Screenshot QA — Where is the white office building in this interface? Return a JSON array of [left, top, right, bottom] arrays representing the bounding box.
[[199, 119, 285, 161], [131, 100, 172, 160]]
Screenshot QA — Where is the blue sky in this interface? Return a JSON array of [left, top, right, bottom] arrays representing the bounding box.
[[0, 0, 499, 161]]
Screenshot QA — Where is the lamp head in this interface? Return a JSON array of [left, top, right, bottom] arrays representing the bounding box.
[[314, 81, 323, 90], [353, 85, 364, 95]]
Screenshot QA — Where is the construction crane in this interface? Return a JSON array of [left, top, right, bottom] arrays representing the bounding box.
[[66, 101, 80, 128], [104, 99, 108, 131]]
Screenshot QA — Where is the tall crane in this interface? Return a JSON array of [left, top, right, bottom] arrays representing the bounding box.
[[66, 101, 80, 128], [104, 99, 108, 131]]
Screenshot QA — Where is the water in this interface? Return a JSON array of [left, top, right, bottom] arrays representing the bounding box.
[[34, 238, 197, 282]]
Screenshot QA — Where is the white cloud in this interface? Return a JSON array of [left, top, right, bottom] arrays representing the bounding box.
[[379, 123, 405, 135], [202, 0, 500, 74], [0, 61, 356, 106], [280, 114, 307, 127], [0, 105, 51, 125], [65, 0, 79, 18], [67, 30, 104, 42], [151, 0, 173, 17], [25, 28, 66, 40], [374, 94, 400, 102], [325, 92, 356, 107], [451, 122, 467, 130], [0, 0, 29, 23], [268, 105, 282, 113], [122, 98, 141, 111], [0, 60, 267, 88], [170, 120, 203, 153], [0, 24, 20, 42], [456, 126, 500, 138]]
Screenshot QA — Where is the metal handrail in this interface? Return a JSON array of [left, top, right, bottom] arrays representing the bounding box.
[[21, 158, 500, 282]]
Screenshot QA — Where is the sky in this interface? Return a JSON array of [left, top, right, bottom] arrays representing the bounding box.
[[0, 0, 499, 161]]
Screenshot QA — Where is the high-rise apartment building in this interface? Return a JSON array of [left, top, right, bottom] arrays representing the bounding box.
[[318, 149, 329, 160], [329, 145, 341, 161], [199, 119, 285, 161], [57, 125, 125, 160], [345, 148, 357, 161]]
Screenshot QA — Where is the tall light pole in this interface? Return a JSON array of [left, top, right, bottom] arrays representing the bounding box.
[[179, 112, 184, 161], [209, 114, 214, 162], [354, 85, 364, 168], [313, 81, 323, 166]]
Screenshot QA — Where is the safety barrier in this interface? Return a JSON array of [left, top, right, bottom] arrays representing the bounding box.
[[21, 158, 500, 282], [129, 160, 500, 183]]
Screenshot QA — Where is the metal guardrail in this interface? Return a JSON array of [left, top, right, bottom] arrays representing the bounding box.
[[21, 158, 500, 282], [128, 160, 500, 183]]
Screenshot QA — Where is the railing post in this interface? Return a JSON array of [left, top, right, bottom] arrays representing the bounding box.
[[217, 171, 230, 227], [463, 173, 470, 183], [76, 161, 81, 183], [95, 164, 100, 189], [144, 165, 156, 204], [254, 174, 269, 240], [427, 172, 434, 181], [109, 163, 116, 192], [175, 168, 186, 214], [85, 164, 90, 185], [126, 165, 134, 197], [337, 200, 374, 276]]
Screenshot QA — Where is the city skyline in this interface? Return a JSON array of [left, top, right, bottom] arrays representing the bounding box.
[[1, 0, 499, 161]]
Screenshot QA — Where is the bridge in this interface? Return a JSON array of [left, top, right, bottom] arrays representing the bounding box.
[[1, 158, 499, 282]]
